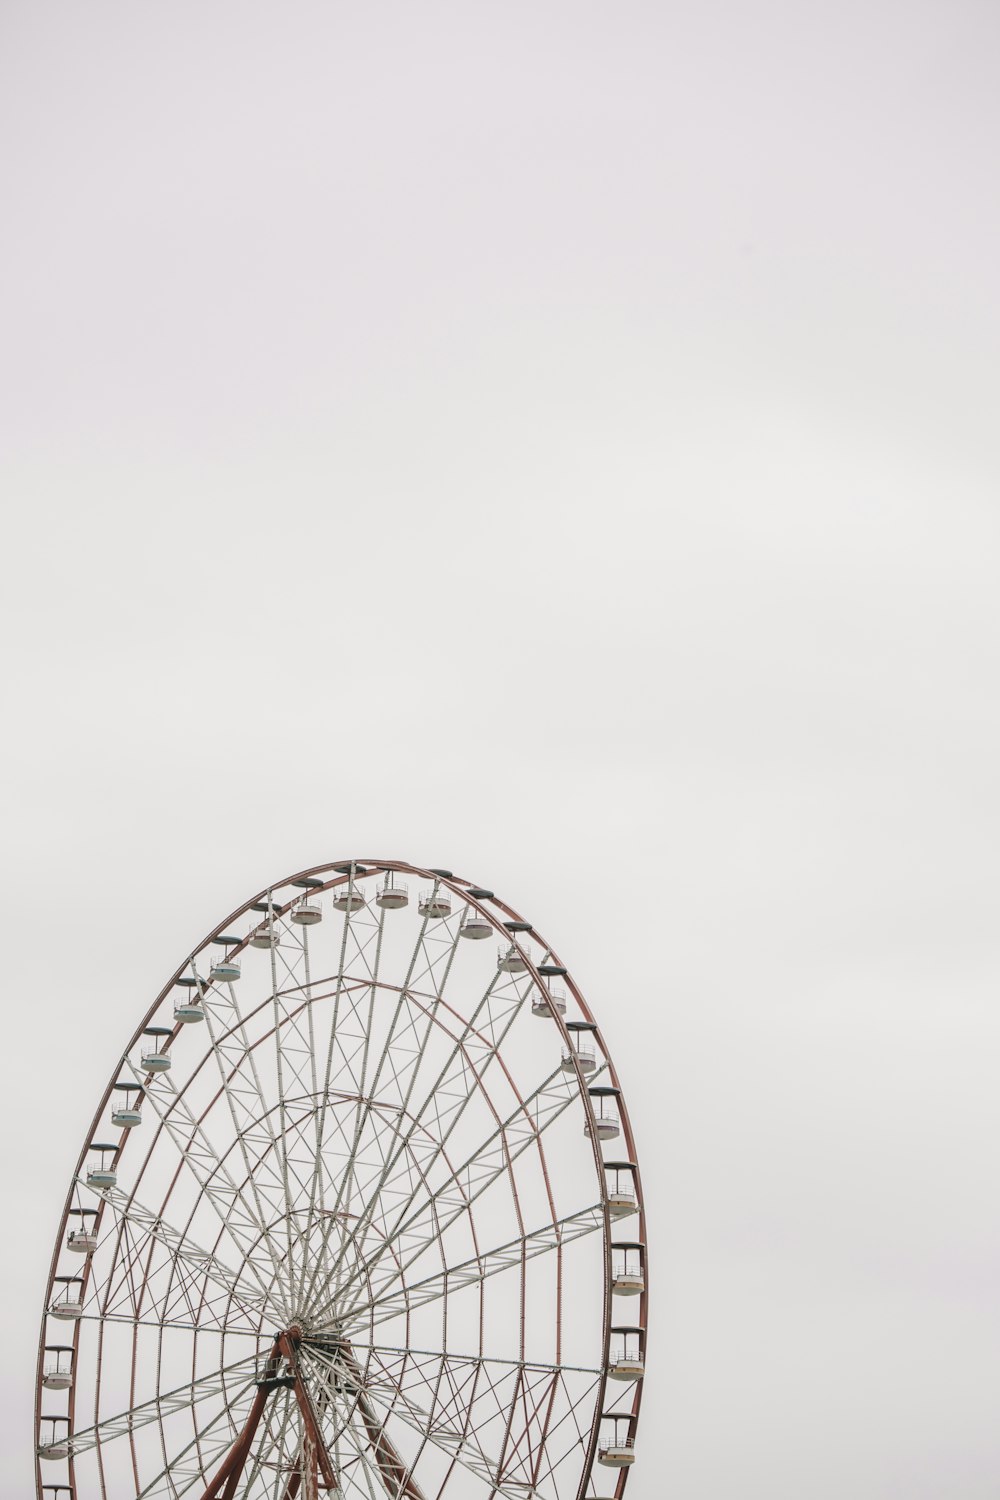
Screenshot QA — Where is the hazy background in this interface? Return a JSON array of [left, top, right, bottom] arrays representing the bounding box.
[[2, 2, 999, 1495]]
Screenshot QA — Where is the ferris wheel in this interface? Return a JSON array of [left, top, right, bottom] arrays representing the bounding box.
[[35, 860, 647, 1500]]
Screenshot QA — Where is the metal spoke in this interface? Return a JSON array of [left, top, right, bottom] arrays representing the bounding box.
[[132, 1383, 256, 1500], [199, 947, 303, 1316], [329, 1060, 607, 1316], [73, 1310, 263, 1336], [79, 1178, 274, 1325], [241, 1388, 298, 1497], [312, 895, 463, 1289], [339, 1203, 605, 1335], [322, 962, 534, 1310], [310, 895, 387, 1243], [66, 1359, 259, 1457], [351, 1373, 529, 1500], [122, 1058, 294, 1317], [357, 1344, 603, 1378]]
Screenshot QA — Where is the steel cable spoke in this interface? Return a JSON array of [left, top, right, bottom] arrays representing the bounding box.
[[341, 1204, 605, 1335], [65, 1360, 260, 1457], [316, 893, 464, 1290]]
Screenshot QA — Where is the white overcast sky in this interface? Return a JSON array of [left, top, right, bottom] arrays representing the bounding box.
[[2, 3, 999, 1496]]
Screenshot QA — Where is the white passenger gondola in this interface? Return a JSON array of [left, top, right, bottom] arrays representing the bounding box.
[[141, 1026, 173, 1072], [375, 877, 408, 909], [249, 924, 280, 948], [584, 1084, 620, 1140], [49, 1277, 84, 1320], [560, 1045, 596, 1073], [611, 1241, 645, 1296], [173, 978, 205, 1024], [291, 900, 322, 925], [459, 912, 491, 939], [66, 1208, 99, 1254], [604, 1160, 640, 1219], [498, 944, 527, 972], [418, 889, 451, 918], [42, 1347, 74, 1391], [332, 888, 366, 913], [174, 1000, 204, 1022], [66, 1231, 98, 1253], [532, 985, 567, 1018], [38, 1417, 71, 1461], [597, 1414, 636, 1467], [111, 1082, 143, 1127], [608, 1326, 645, 1380], [210, 958, 241, 984], [560, 1020, 598, 1074], [597, 1439, 635, 1467], [85, 1141, 118, 1190], [248, 904, 281, 948]]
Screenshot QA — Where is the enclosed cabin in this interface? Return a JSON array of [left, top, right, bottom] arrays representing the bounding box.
[[532, 963, 568, 1018], [418, 886, 451, 919], [111, 1081, 143, 1128], [49, 1276, 84, 1321], [291, 877, 324, 925], [66, 1208, 99, 1254], [140, 1026, 173, 1073], [375, 874, 408, 909], [611, 1241, 645, 1298], [560, 1019, 598, 1075], [608, 1325, 645, 1381], [584, 1085, 621, 1141], [209, 934, 243, 985], [332, 862, 368, 912], [604, 1160, 640, 1220], [248, 900, 281, 948], [42, 1346, 74, 1391], [85, 1141, 118, 1191], [598, 1411, 636, 1468], [173, 975, 205, 1024], [37, 1415, 71, 1461]]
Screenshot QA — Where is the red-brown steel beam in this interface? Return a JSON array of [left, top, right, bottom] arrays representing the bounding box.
[[199, 1378, 272, 1500], [278, 1333, 339, 1493]]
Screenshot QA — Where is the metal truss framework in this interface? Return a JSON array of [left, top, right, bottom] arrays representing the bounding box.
[[34, 860, 647, 1500]]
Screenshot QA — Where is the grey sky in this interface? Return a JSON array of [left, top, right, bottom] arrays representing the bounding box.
[[2, 2, 999, 1496]]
